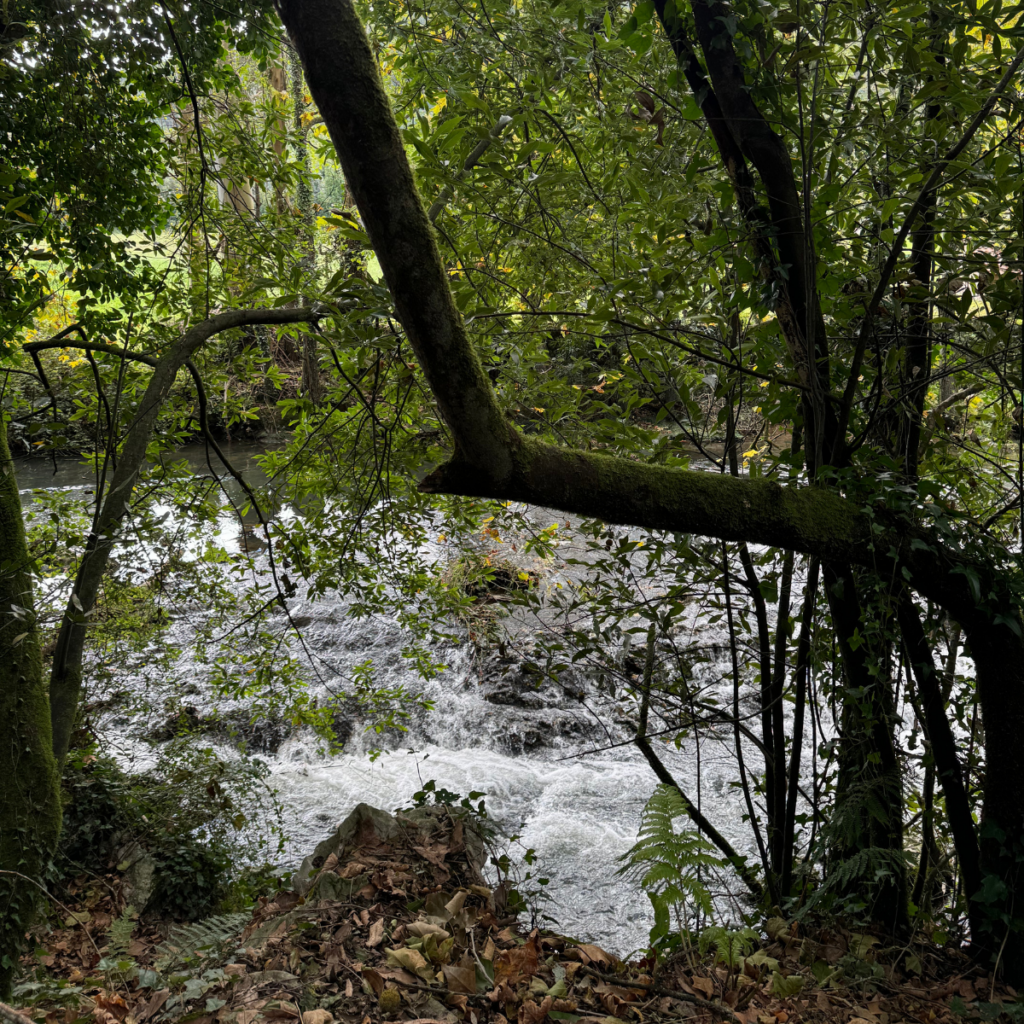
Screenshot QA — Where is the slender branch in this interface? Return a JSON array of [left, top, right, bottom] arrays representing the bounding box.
[[427, 115, 513, 223], [634, 624, 765, 901], [576, 965, 742, 1020], [836, 45, 1024, 451], [0, 1003, 34, 1024]]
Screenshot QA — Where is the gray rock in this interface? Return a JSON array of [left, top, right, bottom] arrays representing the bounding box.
[[293, 802, 487, 897], [293, 803, 402, 896]]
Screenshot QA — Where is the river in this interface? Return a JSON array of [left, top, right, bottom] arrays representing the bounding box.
[[18, 444, 800, 954]]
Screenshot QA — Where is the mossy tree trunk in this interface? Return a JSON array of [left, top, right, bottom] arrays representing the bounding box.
[[0, 413, 61, 999]]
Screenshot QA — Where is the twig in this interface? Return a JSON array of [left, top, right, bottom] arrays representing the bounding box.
[[427, 115, 512, 223], [372, 973, 493, 1004], [576, 964, 742, 1020], [0, 1002, 35, 1024]]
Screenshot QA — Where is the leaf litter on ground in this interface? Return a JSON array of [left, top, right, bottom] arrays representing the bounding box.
[[10, 803, 1024, 1024]]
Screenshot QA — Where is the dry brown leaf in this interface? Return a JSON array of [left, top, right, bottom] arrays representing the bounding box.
[[487, 980, 518, 1005], [816, 991, 832, 1011], [361, 968, 385, 996], [91, 991, 129, 1023], [494, 931, 541, 987], [301, 1011, 333, 1024], [445, 890, 468, 918], [386, 946, 429, 974], [575, 943, 618, 968], [367, 918, 385, 947], [449, 820, 466, 854], [408, 921, 450, 940], [135, 989, 169, 1023], [691, 976, 716, 999], [414, 843, 450, 868], [443, 963, 478, 994], [518, 996, 553, 1024]]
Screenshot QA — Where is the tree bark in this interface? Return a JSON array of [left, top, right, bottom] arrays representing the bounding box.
[[0, 415, 61, 998], [37, 306, 320, 769], [897, 594, 982, 929]]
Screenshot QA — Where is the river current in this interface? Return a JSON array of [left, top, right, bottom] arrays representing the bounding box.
[[19, 445, 816, 954]]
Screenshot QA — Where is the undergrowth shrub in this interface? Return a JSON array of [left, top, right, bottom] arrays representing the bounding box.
[[58, 742, 286, 919]]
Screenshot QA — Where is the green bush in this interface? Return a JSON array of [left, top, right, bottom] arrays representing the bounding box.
[[145, 835, 231, 921]]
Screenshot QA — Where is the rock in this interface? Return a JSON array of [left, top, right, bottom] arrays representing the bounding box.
[[294, 803, 403, 896], [146, 705, 201, 742], [293, 802, 486, 899], [117, 840, 157, 908]]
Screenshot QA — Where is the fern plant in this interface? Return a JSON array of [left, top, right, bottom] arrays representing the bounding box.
[[106, 906, 137, 960], [698, 925, 759, 969], [98, 906, 139, 987], [618, 785, 722, 946], [153, 911, 251, 974]]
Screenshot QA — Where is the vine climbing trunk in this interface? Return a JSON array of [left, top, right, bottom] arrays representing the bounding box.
[[0, 413, 61, 999]]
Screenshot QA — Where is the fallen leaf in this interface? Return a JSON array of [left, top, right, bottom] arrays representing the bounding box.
[[771, 971, 804, 998], [443, 963, 478, 994], [494, 932, 541, 987], [132, 990, 168, 1024], [575, 943, 617, 968], [518, 996, 553, 1024], [408, 921, 450, 940], [361, 968, 385, 996], [385, 946, 434, 981], [367, 918, 384, 947], [691, 976, 715, 999], [414, 842, 450, 868], [301, 1011, 333, 1024], [445, 890, 467, 917]]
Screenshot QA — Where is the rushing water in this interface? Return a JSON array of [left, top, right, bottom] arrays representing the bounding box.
[[19, 446, 800, 954]]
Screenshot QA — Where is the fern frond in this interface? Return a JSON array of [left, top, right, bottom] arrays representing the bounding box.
[[154, 911, 250, 972], [698, 925, 759, 968], [618, 784, 721, 921], [106, 907, 136, 959]]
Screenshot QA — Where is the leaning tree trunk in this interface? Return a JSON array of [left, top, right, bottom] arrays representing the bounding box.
[[963, 618, 1024, 983], [40, 308, 319, 770], [0, 414, 61, 999]]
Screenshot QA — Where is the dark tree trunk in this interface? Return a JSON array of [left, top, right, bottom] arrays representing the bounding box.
[[0, 415, 61, 998]]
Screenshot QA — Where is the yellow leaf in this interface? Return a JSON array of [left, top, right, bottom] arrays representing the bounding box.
[[743, 449, 759, 458]]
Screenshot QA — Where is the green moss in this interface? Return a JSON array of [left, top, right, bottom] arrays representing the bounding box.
[[0, 416, 62, 998]]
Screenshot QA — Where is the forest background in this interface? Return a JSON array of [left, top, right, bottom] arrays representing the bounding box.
[[2, 0, 1024, 1009]]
